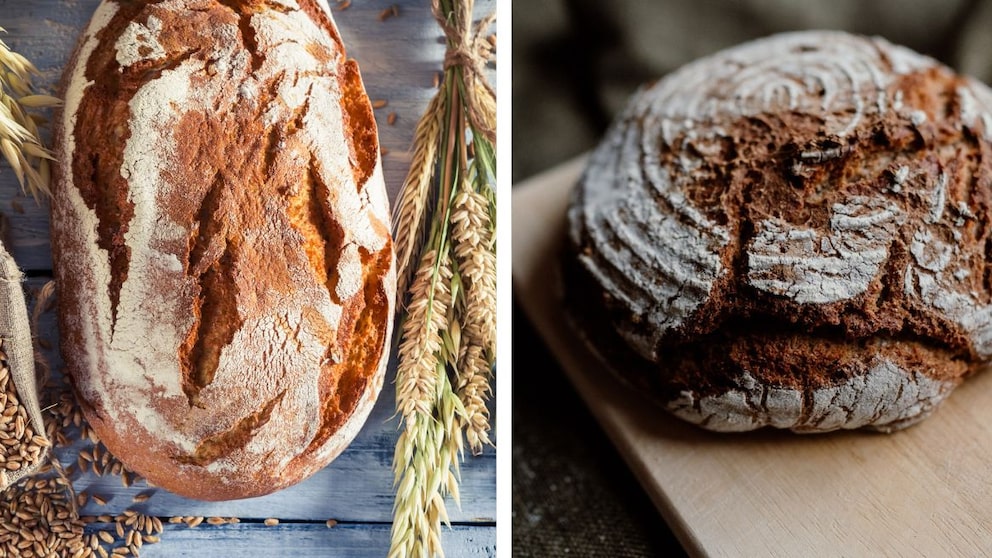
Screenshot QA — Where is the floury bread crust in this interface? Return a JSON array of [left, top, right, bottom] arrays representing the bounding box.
[[565, 31, 992, 433], [51, 0, 394, 499]]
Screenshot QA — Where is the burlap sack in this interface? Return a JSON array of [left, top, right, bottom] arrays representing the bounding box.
[[0, 239, 49, 489]]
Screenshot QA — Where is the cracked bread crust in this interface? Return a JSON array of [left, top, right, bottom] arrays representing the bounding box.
[[565, 31, 992, 433], [51, 0, 394, 499]]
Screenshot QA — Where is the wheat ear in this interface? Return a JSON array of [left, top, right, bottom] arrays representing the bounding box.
[[393, 92, 445, 299]]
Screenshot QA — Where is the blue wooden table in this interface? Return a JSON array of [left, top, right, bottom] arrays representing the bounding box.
[[1, 1, 497, 555]]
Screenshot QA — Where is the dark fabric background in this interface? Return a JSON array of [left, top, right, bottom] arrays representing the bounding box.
[[512, 1, 992, 555]]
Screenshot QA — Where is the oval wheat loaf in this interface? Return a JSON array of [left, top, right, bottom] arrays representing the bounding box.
[[51, 0, 394, 499]]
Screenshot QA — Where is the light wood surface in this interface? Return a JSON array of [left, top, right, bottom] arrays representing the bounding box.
[[2, 1, 496, 556], [512, 155, 992, 558]]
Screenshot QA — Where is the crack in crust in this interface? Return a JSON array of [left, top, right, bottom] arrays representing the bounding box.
[[177, 390, 286, 466]]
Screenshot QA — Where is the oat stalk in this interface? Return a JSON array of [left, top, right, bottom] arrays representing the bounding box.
[[390, 0, 496, 555], [0, 28, 59, 199]]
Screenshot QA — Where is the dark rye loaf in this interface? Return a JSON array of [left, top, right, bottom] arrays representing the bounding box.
[[565, 30, 992, 433], [51, 0, 394, 499]]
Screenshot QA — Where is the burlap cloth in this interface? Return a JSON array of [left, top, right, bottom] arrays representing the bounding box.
[[0, 239, 49, 489], [512, 1, 992, 555]]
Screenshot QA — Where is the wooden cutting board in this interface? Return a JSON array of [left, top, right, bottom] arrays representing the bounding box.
[[512, 155, 992, 558]]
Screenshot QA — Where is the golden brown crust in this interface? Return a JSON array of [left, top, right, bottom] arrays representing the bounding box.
[[51, 0, 394, 500]]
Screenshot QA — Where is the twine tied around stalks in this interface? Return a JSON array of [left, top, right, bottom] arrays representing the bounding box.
[[431, 0, 496, 144]]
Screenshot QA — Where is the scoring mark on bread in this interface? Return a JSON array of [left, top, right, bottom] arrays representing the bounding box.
[[286, 158, 348, 305], [180, 237, 242, 409], [177, 390, 286, 466], [216, 0, 266, 72], [747, 196, 904, 304], [337, 60, 380, 191]]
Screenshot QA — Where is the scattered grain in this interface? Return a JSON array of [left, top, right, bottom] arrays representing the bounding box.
[[387, 112, 397, 126], [263, 518, 279, 526], [372, 99, 388, 109], [378, 5, 399, 21]]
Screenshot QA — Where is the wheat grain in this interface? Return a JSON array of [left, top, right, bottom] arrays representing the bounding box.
[[0, 348, 162, 558], [451, 188, 496, 353], [396, 249, 452, 420], [379, 5, 400, 21], [392, 92, 444, 297], [454, 328, 492, 424], [448, 188, 495, 454]]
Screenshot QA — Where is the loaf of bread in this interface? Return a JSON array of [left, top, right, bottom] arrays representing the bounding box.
[[51, 0, 394, 500], [565, 31, 992, 433]]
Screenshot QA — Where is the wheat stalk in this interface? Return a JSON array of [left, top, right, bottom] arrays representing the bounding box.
[[391, 247, 464, 558], [396, 248, 453, 420], [455, 343, 491, 454], [393, 92, 445, 299], [0, 28, 59, 199], [451, 187, 496, 352], [450, 187, 495, 455], [390, 0, 495, 555]]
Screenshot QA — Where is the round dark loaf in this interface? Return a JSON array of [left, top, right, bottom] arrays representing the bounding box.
[[565, 30, 992, 433], [51, 0, 394, 499]]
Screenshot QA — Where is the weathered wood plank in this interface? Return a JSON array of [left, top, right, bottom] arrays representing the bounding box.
[[84, 522, 497, 557]]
